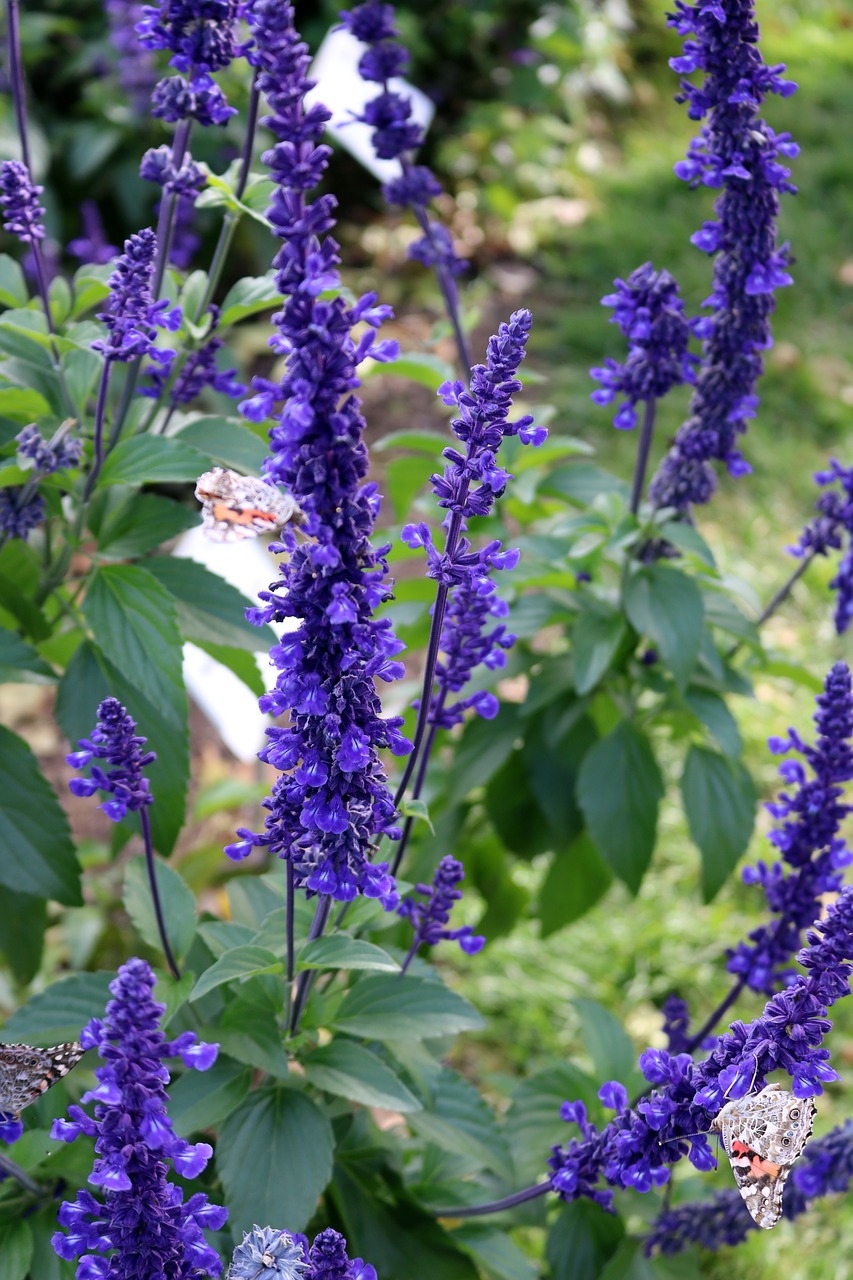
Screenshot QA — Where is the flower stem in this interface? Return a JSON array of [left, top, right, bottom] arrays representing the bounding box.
[[725, 550, 815, 661], [0, 1150, 43, 1197], [283, 858, 295, 1031], [5, 0, 31, 173], [288, 895, 330, 1037], [140, 807, 180, 980], [630, 399, 657, 516], [83, 358, 114, 502], [433, 1179, 552, 1219]]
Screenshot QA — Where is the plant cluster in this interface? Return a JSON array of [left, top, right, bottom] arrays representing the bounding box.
[[0, 1, 852, 1278]]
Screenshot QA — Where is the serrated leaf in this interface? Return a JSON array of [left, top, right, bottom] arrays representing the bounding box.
[[682, 746, 756, 900], [574, 998, 639, 1087], [96, 494, 199, 559], [451, 1227, 538, 1280], [175, 416, 268, 473], [98, 435, 209, 486], [332, 973, 484, 1040], [190, 944, 282, 1001], [541, 462, 629, 506], [576, 721, 663, 893], [408, 1069, 511, 1175], [168, 1059, 252, 1137], [536, 833, 612, 935], [82, 564, 185, 723], [624, 564, 704, 690], [217, 995, 289, 1077], [546, 1199, 625, 1280], [684, 688, 742, 758], [297, 935, 399, 972], [303, 1040, 420, 1111], [194, 640, 265, 697], [0, 890, 45, 985], [0, 972, 113, 1041], [505, 1063, 601, 1183], [218, 1087, 334, 1234], [145, 555, 275, 651], [218, 274, 280, 327], [123, 855, 197, 961], [0, 725, 81, 904]]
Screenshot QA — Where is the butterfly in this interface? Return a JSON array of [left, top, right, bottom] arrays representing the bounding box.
[[0, 1042, 85, 1119], [711, 1083, 816, 1229], [194, 468, 305, 542]]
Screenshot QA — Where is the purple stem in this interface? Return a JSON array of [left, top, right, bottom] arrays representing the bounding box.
[[286, 857, 295, 985], [83, 358, 114, 502], [288, 894, 331, 1037], [391, 714, 440, 876], [630, 399, 657, 516], [5, 0, 31, 173], [434, 1180, 552, 1219], [151, 118, 192, 298], [140, 807, 180, 980]]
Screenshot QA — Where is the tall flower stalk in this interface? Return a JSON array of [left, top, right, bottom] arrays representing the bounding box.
[[648, 0, 798, 512]]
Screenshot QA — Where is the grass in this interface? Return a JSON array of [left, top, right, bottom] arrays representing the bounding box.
[[436, 3, 853, 1275]]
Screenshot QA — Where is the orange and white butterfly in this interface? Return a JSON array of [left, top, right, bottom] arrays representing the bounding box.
[[194, 468, 305, 542], [711, 1084, 816, 1229]]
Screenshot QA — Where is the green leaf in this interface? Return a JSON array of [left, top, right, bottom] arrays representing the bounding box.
[[144, 555, 275, 651], [365, 352, 454, 391], [448, 704, 522, 806], [574, 997, 639, 1087], [0, 626, 55, 684], [218, 1087, 334, 1233], [0, 972, 113, 1041], [541, 461, 629, 506], [0, 384, 51, 421], [0, 889, 45, 985], [373, 428, 448, 455], [168, 1059, 252, 1137], [332, 973, 484, 1040], [218, 274, 281, 326], [195, 641, 264, 697], [303, 1040, 421, 1111], [297, 935, 399, 972], [63, 347, 102, 416], [217, 995, 290, 1078], [657, 520, 716, 568], [82, 564, 185, 723], [0, 1220, 33, 1280], [576, 721, 664, 892], [0, 255, 28, 309], [175, 416, 268, 474], [98, 435, 209, 487], [573, 609, 628, 695], [95, 494, 199, 559], [56, 640, 189, 856], [599, 1241, 656, 1280], [385, 453, 431, 521], [546, 1200, 625, 1280], [0, 725, 81, 904], [190, 944, 282, 1001], [505, 1064, 601, 1184], [682, 746, 756, 901], [70, 263, 112, 318], [451, 1227, 538, 1280], [624, 564, 704, 690], [684, 688, 742, 758], [123, 855, 197, 961], [536, 833, 612, 935], [408, 1069, 511, 1176], [398, 797, 433, 831]]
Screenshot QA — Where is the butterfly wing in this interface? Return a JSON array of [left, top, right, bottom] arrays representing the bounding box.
[[195, 468, 304, 542], [713, 1085, 816, 1229], [0, 1042, 84, 1118]]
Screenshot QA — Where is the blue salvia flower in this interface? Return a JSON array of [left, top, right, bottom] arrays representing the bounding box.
[[137, 0, 244, 126], [341, 0, 468, 281], [227, 1226, 308, 1280], [92, 228, 181, 363], [661, 994, 692, 1055], [223, 1, 411, 903], [143, 305, 245, 404], [0, 159, 46, 244], [17, 423, 83, 474], [398, 854, 485, 971], [140, 145, 207, 198], [590, 263, 700, 432], [0, 488, 44, 540], [67, 697, 156, 822], [727, 661, 853, 993], [106, 0, 158, 112], [793, 460, 853, 633], [648, 0, 798, 511], [646, 1121, 853, 1254], [51, 957, 226, 1279], [428, 562, 518, 729], [305, 1229, 376, 1280], [67, 201, 119, 266]]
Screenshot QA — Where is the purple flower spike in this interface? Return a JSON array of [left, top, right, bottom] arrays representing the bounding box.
[[0, 160, 46, 244], [51, 957, 225, 1278], [399, 855, 485, 971], [305, 1228, 376, 1280], [649, 0, 798, 510], [793, 459, 853, 633], [17, 424, 83, 474], [590, 263, 699, 430], [106, 0, 159, 112], [229, 2, 411, 904], [0, 488, 45, 541], [67, 697, 156, 823], [137, 0, 245, 125], [143, 304, 245, 404], [727, 661, 853, 994], [68, 201, 119, 266], [93, 228, 181, 363]]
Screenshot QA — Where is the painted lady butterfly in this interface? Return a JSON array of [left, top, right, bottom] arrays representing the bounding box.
[[0, 1041, 84, 1118], [194, 468, 305, 542], [711, 1083, 816, 1229]]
